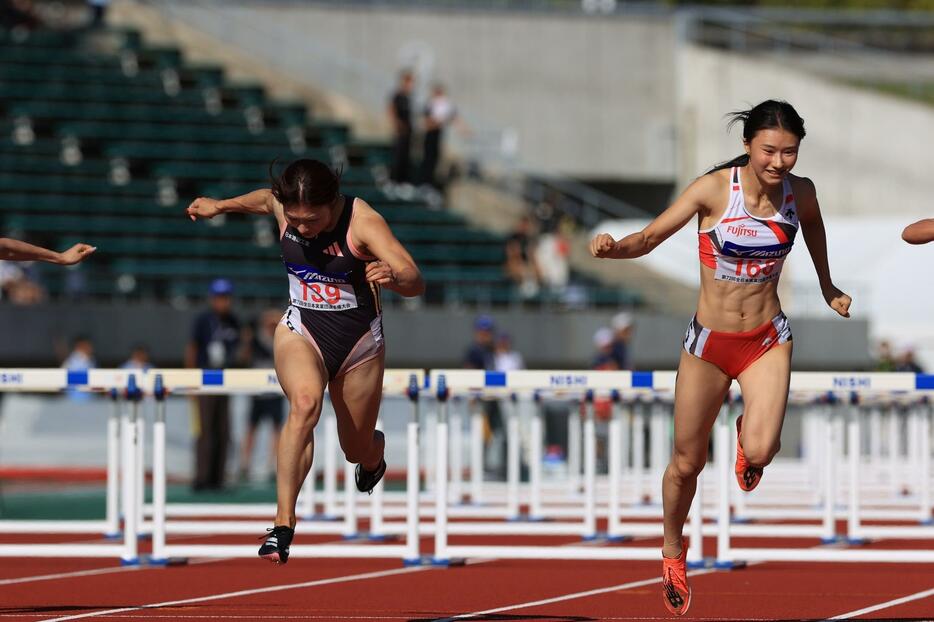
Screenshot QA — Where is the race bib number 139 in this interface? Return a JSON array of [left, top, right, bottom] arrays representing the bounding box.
[[289, 274, 358, 311]]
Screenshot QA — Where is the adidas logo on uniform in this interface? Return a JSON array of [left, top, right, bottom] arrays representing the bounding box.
[[322, 242, 343, 257]]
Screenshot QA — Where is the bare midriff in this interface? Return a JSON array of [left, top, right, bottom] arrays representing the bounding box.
[[695, 266, 782, 333]]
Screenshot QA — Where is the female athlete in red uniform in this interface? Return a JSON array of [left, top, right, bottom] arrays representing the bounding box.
[[591, 100, 851, 616], [903, 218, 934, 244], [187, 159, 424, 563]]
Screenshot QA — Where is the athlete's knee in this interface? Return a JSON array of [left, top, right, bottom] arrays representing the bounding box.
[[743, 438, 780, 467], [667, 451, 706, 482], [288, 393, 322, 428]]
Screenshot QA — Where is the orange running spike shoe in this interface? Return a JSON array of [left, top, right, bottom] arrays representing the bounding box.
[[735, 415, 764, 492], [661, 539, 691, 616]]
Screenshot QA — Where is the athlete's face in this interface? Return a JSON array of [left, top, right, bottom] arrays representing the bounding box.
[[744, 128, 800, 186], [284, 201, 335, 238]]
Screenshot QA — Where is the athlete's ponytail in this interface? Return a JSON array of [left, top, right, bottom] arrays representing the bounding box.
[[706, 100, 806, 175], [269, 158, 343, 207]]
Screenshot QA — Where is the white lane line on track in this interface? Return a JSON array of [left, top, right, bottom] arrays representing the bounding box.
[[38, 565, 430, 622], [436, 567, 718, 622], [828, 586, 934, 620], [0, 554, 226, 588]]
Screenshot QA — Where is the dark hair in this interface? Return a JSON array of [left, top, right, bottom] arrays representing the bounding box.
[[707, 100, 806, 174], [269, 158, 341, 207]]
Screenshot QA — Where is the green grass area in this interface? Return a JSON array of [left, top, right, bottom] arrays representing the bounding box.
[[0, 481, 407, 520], [851, 80, 934, 106]]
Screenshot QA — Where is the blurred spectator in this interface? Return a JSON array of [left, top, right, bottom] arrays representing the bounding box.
[[589, 327, 618, 468], [121, 344, 151, 371], [0, 0, 40, 31], [186, 278, 242, 491], [239, 309, 284, 484], [388, 70, 415, 184], [896, 346, 924, 374], [0, 260, 46, 305], [464, 314, 496, 371], [62, 335, 95, 371], [610, 312, 634, 370], [464, 315, 505, 477], [418, 82, 464, 190], [505, 215, 541, 300], [88, 0, 108, 27], [875, 340, 897, 372], [592, 327, 619, 371], [534, 218, 571, 297], [61, 334, 95, 402], [494, 332, 524, 372]]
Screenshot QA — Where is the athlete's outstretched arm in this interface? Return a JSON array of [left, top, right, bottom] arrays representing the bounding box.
[[589, 174, 716, 259], [902, 218, 934, 245], [796, 178, 851, 318], [186, 189, 274, 220], [0, 238, 95, 265], [351, 202, 425, 297]]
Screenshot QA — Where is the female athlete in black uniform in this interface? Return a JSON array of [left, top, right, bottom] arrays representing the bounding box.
[[187, 159, 424, 563]]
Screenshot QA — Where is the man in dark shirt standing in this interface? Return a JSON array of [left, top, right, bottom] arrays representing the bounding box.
[[388, 70, 415, 184], [186, 278, 242, 491]]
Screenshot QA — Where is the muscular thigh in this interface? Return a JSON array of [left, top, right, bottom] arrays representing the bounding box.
[[673, 350, 732, 460], [274, 322, 327, 408], [329, 350, 385, 438], [736, 342, 792, 446]]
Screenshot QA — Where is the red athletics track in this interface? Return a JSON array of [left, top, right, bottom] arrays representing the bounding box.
[[0, 531, 933, 622]]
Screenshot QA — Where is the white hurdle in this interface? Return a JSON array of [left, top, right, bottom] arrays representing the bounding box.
[[147, 369, 425, 563], [0, 369, 143, 563], [427, 369, 934, 565]]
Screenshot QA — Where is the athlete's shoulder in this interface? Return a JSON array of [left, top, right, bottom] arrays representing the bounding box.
[[787, 173, 816, 200], [685, 169, 729, 211], [350, 197, 387, 226], [350, 196, 377, 216]]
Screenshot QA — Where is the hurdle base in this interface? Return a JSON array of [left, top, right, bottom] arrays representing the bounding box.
[[730, 516, 752, 524], [581, 533, 602, 542], [146, 556, 168, 566], [920, 518, 934, 526], [606, 534, 633, 543], [366, 533, 399, 542], [103, 531, 122, 540], [713, 559, 746, 570], [120, 557, 140, 567], [340, 533, 361, 541], [166, 556, 190, 566], [687, 557, 715, 569], [846, 537, 869, 545], [430, 557, 466, 567], [820, 535, 842, 544]]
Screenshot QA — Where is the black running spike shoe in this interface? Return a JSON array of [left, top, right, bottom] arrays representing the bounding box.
[[258, 525, 294, 564], [355, 458, 387, 494]]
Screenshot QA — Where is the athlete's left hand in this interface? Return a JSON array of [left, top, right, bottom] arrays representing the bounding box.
[[366, 260, 395, 287], [823, 285, 852, 318], [57, 243, 97, 265]]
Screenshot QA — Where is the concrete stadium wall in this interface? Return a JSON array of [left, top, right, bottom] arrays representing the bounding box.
[[0, 303, 872, 371], [144, 1, 678, 179], [676, 44, 934, 216]]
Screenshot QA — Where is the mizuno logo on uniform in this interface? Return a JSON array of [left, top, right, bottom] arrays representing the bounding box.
[[322, 242, 344, 257]]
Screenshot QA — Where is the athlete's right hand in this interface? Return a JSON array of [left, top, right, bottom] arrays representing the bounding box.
[[186, 197, 222, 221], [590, 233, 617, 258]]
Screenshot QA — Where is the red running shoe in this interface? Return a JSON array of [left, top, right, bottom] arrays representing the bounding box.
[[661, 539, 691, 616], [735, 415, 763, 492]]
